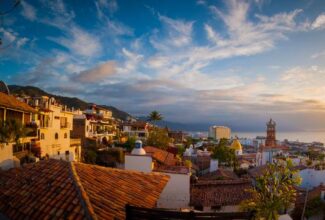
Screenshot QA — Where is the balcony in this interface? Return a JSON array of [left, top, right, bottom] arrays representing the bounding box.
[[25, 122, 38, 137]]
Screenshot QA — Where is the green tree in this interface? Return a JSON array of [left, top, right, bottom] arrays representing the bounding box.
[[241, 160, 302, 220], [146, 127, 171, 149], [211, 138, 238, 168], [0, 119, 29, 146], [123, 136, 136, 151], [147, 111, 163, 125]]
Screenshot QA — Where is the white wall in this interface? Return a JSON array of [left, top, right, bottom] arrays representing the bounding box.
[[299, 169, 325, 189], [0, 143, 14, 170], [125, 155, 153, 173], [210, 159, 218, 172], [157, 172, 190, 209]]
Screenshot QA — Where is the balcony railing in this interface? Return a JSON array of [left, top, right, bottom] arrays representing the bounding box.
[[70, 138, 81, 146], [25, 122, 38, 137]]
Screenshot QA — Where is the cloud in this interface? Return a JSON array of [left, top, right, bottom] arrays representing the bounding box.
[[73, 61, 116, 83], [96, 0, 118, 16], [49, 26, 102, 57], [21, 1, 37, 21], [311, 14, 325, 30], [311, 50, 325, 59]]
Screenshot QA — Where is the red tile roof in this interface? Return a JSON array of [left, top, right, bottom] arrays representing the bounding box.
[[0, 159, 169, 220], [190, 179, 252, 207], [199, 169, 239, 180], [0, 92, 36, 113], [144, 146, 178, 166]]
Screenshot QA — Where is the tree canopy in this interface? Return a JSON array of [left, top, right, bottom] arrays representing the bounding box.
[[211, 138, 238, 168], [0, 119, 29, 145], [147, 111, 163, 125], [241, 160, 302, 220], [146, 127, 171, 150]]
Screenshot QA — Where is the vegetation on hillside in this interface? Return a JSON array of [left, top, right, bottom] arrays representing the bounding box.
[[8, 85, 133, 121]]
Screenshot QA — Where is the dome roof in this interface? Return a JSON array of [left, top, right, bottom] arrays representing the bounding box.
[[230, 139, 242, 151]]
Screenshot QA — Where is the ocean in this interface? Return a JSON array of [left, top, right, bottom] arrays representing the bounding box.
[[191, 131, 325, 144]]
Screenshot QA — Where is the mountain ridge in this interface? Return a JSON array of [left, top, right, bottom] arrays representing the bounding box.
[[8, 85, 134, 121]]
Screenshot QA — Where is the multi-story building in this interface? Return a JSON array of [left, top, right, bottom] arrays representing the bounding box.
[[29, 96, 81, 161], [0, 87, 38, 170], [71, 104, 117, 146], [208, 126, 231, 140], [122, 121, 151, 140]]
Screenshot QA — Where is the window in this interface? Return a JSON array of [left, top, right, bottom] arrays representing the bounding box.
[[41, 133, 45, 140], [57, 151, 60, 155], [55, 133, 59, 139], [64, 133, 68, 139]]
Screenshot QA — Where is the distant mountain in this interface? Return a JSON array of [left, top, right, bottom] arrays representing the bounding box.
[[8, 85, 133, 121]]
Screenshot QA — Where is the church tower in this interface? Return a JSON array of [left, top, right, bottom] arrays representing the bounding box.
[[265, 118, 276, 147]]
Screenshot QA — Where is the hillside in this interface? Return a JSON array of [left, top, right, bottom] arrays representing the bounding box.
[[8, 85, 133, 121]]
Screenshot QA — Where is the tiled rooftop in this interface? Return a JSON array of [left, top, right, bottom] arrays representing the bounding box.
[[199, 168, 239, 180], [190, 179, 252, 207], [0, 159, 169, 220], [144, 146, 178, 166], [0, 92, 36, 113]]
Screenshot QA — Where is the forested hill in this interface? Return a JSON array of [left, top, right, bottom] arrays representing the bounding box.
[[8, 85, 133, 121]]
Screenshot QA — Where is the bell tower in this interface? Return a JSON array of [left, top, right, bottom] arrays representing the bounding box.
[[265, 118, 276, 147]]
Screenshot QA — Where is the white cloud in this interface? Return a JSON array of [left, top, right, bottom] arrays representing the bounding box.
[[21, 1, 37, 21], [311, 14, 325, 30], [50, 26, 102, 57], [73, 61, 116, 83], [311, 50, 325, 59]]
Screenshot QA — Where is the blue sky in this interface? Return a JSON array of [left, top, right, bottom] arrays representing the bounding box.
[[1, 0, 325, 131]]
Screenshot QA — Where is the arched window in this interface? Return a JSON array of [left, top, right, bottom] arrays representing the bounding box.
[[64, 133, 68, 139], [55, 133, 59, 140], [40, 133, 45, 140]]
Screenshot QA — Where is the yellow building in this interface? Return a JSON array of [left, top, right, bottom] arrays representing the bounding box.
[[230, 138, 243, 156], [209, 126, 231, 140], [32, 96, 81, 161], [0, 90, 38, 170]]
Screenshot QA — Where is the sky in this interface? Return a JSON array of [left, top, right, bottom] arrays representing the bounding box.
[[1, 0, 325, 131]]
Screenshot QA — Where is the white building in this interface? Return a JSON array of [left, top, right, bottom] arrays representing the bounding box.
[[299, 168, 325, 189], [208, 126, 231, 140]]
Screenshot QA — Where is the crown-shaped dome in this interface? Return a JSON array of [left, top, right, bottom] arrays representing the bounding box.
[[230, 138, 242, 151]]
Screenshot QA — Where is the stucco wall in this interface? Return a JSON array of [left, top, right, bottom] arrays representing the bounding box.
[[0, 143, 14, 170], [300, 169, 325, 189], [125, 155, 153, 173], [157, 172, 190, 209]]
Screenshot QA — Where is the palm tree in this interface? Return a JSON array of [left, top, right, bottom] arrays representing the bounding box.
[[147, 111, 163, 126]]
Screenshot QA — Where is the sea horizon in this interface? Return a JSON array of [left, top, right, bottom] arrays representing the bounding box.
[[188, 131, 325, 144]]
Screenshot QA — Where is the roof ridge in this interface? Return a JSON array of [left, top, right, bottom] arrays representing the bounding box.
[[69, 162, 98, 220]]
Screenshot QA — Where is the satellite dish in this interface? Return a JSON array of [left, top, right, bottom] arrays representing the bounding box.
[[0, 81, 10, 95]]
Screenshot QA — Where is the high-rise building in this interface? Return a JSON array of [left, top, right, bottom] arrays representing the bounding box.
[[265, 118, 276, 147], [208, 126, 231, 140]]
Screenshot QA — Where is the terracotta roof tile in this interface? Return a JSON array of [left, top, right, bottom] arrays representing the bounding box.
[[0, 93, 36, 113], [0, 159, 170, 220], [190, 179, 252, 207], [144, 146, 178, 166]]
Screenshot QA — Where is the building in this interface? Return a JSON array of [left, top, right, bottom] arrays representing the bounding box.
[[29, 96, 80, 161], [190, 178, 252, 212], [208, 126, 231, 140], [122, 120, 151, 140], [168, 130, 187, 143], [125, 141, 191, 209], [256, 119, 286, 166], [0, 90, 38, 170], [71, 105, 117, 151], [0, 159, 169, 219], [230, 138, 243, 156], [265, 118, 276, 147]]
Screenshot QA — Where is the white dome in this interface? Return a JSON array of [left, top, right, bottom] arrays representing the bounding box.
[[131, 148, 146, 155]]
